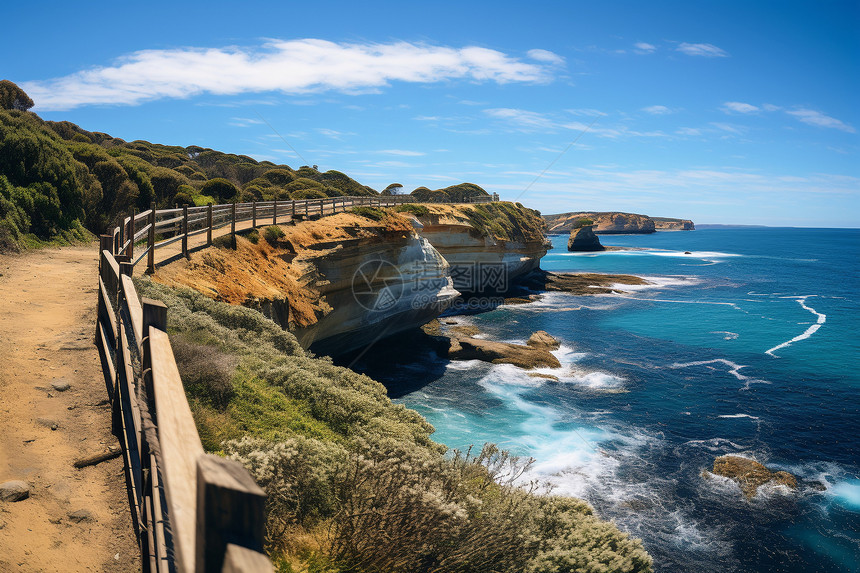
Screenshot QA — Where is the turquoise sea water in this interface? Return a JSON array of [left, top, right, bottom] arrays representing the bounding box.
[[354, 228, 860, 572]]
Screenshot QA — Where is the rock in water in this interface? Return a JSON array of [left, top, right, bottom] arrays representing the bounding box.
[[567, 226, 605, 252], [711, 455, 797, 498], [527, 330, 561, 351], [0, 480, 30, 502], [449, 337, 561, 369]]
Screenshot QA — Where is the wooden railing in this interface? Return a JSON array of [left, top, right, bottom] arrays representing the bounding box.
[[96, 191, 501, 571], [96, 238, 273, 573], [112, 195, 417, 273]]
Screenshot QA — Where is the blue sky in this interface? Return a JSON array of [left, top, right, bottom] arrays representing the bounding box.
[[3, 1, 858, 226]]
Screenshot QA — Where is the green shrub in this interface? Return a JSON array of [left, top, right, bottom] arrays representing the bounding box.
[[264, 225, 285, 245], [246, 229, 260, 244], [348, 206, 385, 221], [394, 203, 429, 216], [201, 177, 239, 202], [171, 335, 237, 408], [573, 217, 594, 229]]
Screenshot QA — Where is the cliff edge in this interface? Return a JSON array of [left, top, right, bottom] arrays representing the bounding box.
[[545, 211, 694, 234]]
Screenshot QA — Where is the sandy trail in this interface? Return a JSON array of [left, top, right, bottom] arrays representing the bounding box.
[[0, 244, 139, 572]]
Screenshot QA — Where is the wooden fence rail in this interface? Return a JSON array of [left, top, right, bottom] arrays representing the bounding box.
[[96, 244, 271, 572], [95, 191, 499, 571]]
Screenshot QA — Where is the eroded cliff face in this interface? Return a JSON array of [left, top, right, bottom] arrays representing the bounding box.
[[153, 212, 458, 354], [653, 217, 695, 230], [544, 212, 655, 234], [413, 203, 551, 294]]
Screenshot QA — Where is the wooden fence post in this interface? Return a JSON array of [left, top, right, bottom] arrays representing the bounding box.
[[127, 208, 135, 262], [142, 299, 168, 340], [252, 200, 257, 229], [195, 454, 266, 573], [304, 200, 309, 217], [119, 261, 134, 277], [182, 205, 189, 259], [273, 199, 278, 225], [147, 203, 156, 274], [99, 235, 113, 270], [231, 202, 236, 245], [291, 200, 295, 218], [207, 204, 213, 246]]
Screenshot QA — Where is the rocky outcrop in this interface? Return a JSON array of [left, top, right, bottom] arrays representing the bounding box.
[[414, 203, 551, 295], [546, 212, 695, 234], [154, 212, 459, 355], [567, 225, 604, 251], [516, 270, 649, 295], [448, 337, 561, 369], [545, 212, 655, 234], [653, 217, 695, 231], [709, 455, 797, 498]]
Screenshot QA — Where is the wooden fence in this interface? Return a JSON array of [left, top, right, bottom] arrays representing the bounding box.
[[111, 195, 417, 273], [95, 192, 499, 572]]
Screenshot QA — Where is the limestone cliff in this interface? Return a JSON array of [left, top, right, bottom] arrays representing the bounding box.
[[153, 212, 458, 354], [544, 212, 655, 234], [411, 202, 551, 295], [567, 225, 604, 251], [652, 217, 695, 230]]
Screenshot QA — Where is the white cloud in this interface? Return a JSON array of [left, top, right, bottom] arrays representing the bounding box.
[[634, 42, 657, 54], [676, 127, 702, 136], [677, 43, 729, 57], [484, 108, 556, 130], [710, 122, 745, 135], [566, 108, 608, 117], [642, 105, 672, 115], [786, 108, 855, 133], [721, 101, 759, 114], [527, 49, 565, 65], [762, 103, 782, 112], [22, 39, 557, 110]]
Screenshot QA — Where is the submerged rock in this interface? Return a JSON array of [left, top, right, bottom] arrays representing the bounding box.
[[517, 269, 648, 295], [711, 455, 797, 498], [567, 225, 605, 252]]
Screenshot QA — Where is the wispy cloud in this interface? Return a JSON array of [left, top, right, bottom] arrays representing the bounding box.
[[22, 39, 559, 110], [677, 43, 729, 57], [229, 117, 265, 127], [633, 42, 657, 54], [642, 105, 673, 115], [721, 101, 759, 114], [786, 108, 855, 133], [484, 108, 556, 130], [527, 49, 565, 65], [377, 149, 426, 156]]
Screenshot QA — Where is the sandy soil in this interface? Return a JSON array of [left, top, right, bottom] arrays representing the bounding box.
[[0, 244, 139, 572]]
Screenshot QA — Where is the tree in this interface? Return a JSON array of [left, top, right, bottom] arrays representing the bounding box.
[[200, 177, 239, 202], [0, 80, 34, 111]]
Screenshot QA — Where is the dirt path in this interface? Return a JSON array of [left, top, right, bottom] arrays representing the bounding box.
[[0, 244, 139, 572]]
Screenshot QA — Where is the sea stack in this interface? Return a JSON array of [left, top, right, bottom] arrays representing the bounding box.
[[567, 225, 605, 252]]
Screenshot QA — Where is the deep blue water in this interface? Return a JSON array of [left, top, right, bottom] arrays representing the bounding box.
[[361, 228, 860, 572]]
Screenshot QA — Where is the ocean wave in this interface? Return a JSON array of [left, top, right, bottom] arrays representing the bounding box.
[[765, 295, 827, 357], [608, 275, 701, 291], [716, 414, 759, 420], [670, 358, 771, 390]]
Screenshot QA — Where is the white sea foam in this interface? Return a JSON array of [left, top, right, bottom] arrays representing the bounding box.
[[765, 295, 826, 357], [717, 414, 760, 420], [608, 275, 701, 291], [670, 358, 770, 390], [711, 331, 739, 340]]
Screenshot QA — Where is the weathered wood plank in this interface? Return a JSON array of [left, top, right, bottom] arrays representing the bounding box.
[[149, 327, 204, 573], [195, 454, 267, 573], [122, 274, 144, 346], [220, 545, 273, 573]]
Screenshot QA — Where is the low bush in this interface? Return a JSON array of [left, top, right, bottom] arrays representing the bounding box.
[[348, 206, 385, 221], [395, 203, 429, 216], [263, 225, 285, 245], [133, 278, 653, 572]]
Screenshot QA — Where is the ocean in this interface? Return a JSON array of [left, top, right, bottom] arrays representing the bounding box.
[[353, 228, 860, 572]]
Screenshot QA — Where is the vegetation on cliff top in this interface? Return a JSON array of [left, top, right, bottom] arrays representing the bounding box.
[[411, 182, 490, 203], [135, 278, 652, 573]]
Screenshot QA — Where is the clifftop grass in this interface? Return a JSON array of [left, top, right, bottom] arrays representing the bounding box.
[[135, 277, 652, 573]]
